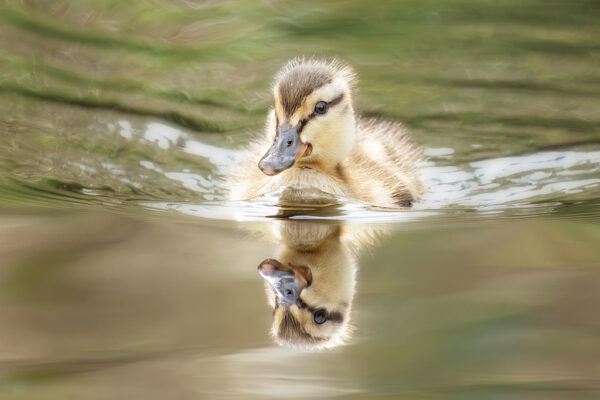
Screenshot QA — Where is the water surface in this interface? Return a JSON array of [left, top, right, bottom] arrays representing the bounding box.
[[0, 1, 599, 399]]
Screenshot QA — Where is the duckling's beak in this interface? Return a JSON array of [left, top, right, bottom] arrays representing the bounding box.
[[258, 258, 312, 306], [259, 123, 307, 176]]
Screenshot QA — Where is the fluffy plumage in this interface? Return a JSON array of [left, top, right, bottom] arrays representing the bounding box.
[[261, 221, 357, 350], [227, 58, 424, 207]]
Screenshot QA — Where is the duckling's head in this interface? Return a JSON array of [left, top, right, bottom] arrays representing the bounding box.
[[259, 58, 356, 176]]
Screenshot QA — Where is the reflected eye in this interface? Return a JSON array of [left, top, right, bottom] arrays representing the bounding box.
[[313, 309, 327, 324], [314, 101, 328, 115]]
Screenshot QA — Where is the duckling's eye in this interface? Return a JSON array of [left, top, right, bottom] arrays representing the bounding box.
[[314, 101, 328, 115], [313, 309, 327, 324]]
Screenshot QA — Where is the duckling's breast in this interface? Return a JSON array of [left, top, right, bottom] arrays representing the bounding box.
[[274, 167, 349, 205]]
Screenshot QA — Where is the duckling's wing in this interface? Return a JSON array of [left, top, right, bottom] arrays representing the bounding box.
[[345, 117, 424, 206]]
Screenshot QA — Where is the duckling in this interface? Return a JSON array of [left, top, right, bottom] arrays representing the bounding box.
[[257, 220, 358, 350], [227, 58, 424, 207]]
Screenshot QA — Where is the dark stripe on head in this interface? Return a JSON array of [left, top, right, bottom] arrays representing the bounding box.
[[277, 93, 347, 138], [278, 66, 333, 116], [326, 311, 344, 323], [307, 93, 344, 120], [295, 93, 346, 135], [277, 308, 326, 344], [297, 298, 344, 324], [328, 93, 344, 108]]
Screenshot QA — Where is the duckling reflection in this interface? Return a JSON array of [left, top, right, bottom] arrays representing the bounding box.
[[257, 220, 378, 350]]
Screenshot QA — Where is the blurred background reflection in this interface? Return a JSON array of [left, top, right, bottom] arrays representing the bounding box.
[[1, 213, 599, 398]]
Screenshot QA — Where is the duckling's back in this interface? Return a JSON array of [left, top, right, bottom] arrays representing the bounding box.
[[341, 117, 424, 207]]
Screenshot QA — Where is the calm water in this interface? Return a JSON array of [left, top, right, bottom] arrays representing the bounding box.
[[1, 1, 599, 399]]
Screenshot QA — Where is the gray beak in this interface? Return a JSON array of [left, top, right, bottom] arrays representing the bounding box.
[[258, 258, 312, 306], [258, 123, 305, 176]]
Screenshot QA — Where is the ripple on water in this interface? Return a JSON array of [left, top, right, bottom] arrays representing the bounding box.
[[140, 143, 600, 223], [2, 112, 599, 222]]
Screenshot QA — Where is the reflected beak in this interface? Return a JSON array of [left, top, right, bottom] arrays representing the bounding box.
[[258, 258, 312, 306], [259, 123, 307, 176]]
